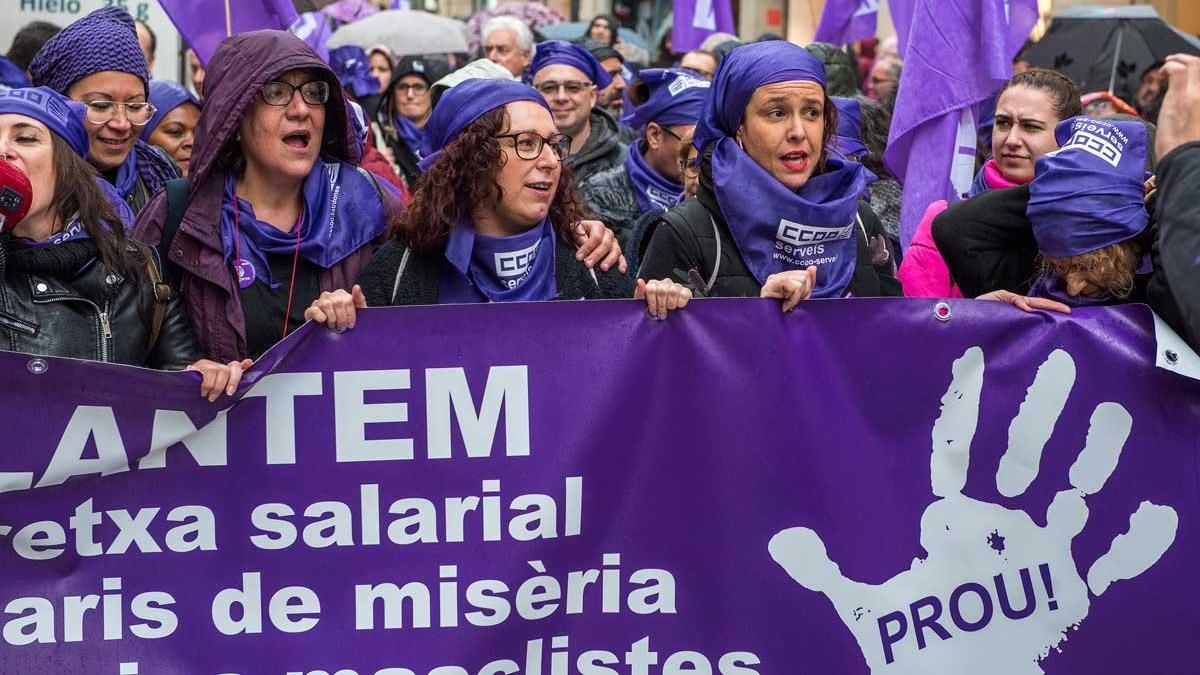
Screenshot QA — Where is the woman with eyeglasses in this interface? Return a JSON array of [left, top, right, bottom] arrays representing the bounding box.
[[314, 79, 689, 319], [374, 55, 451, 190], [638, 41, 901, 309], [28, 6, 180, 214], [0, 87, 248, 400], [132, 30, 403, 363]]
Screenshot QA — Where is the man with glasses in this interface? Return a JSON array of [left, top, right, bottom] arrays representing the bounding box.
[[530, 40, 626, 187], [376, 55, 450, 189], [579, 69, 708, 260]]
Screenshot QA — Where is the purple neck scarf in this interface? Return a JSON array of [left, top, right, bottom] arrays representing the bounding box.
[[394, 114, 425, 157], [109, 139, 180, 204], [713, 143, 872, 298], [219, 159, 387, 288], [439, 218, 558, 303], [624, 141, 682, 213], [1027, 117, 1149, 258]]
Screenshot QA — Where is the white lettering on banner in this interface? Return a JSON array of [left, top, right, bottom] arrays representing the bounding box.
[[692, 0, 716, 31], [0, 499, 217, 560], [769, 348, 1179, 674], [2, 577, 177, 645]]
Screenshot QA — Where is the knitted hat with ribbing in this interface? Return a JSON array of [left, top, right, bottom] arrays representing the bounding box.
[[28, 6, 148, 95]]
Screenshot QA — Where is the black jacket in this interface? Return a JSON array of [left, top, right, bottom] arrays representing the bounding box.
[[567, 107, 628, 188], [1151, 141, 1200, 347], [358, 236, 633, 307], [0, 239, 202, 368], [637, 159, 901, 299]]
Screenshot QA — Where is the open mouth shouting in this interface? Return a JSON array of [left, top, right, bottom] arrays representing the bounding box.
[[282, 129, 313, 152], [780, 150, 810, 173]]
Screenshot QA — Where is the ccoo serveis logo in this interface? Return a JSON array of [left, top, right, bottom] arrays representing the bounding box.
[[776, 219, 854, 248]]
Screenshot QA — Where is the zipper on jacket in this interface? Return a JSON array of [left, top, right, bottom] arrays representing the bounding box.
[[98, 304, 112, 362]]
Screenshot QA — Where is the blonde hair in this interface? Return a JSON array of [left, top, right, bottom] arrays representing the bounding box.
[[1042, 240, 1140, 298]]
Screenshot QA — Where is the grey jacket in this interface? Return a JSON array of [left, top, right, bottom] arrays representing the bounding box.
[[568, 107, 628, 187], [579, 163, 640, 241]]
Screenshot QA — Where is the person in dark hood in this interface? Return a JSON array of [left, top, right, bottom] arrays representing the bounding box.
[[28, 7, 179, 214], [804, 42, 861, 97], [132, 30, 403, 362], [373, 54, 451, 190], [585, 15, 619, 46], [531, 40, 627, 187], [638, 41, 900, 307], [0, 87, 248, 399]]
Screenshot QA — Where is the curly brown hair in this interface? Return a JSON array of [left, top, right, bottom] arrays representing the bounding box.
[[396, 106, 586, 255], [1042, 240, 1141, 298]]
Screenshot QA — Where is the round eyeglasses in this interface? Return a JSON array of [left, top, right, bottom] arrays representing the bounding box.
[[260, 80, 331, 107], [83, 101, 157, 127], [495, 132, 573, 161]]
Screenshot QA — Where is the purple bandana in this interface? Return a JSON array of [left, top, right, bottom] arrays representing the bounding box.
[[529, 40, 612, 90], [329, 45, 380, 99], [142, 80, 201, 139], [1027, 116, 1149, 258], [219, 159, 387, 288], [395, 114, 425, 158], [693, 41, 827, 155], [621, 68, 710, 133], [439, 218, 558, 303], [624, 141, 683, 213], [0, 87, 89, 159], [108, 139, 180, 204], [831, 96, 868, 158], [418, 78, 549, 172]]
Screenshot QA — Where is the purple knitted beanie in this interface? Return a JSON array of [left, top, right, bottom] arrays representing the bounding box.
[[28, 6, 149, 95]]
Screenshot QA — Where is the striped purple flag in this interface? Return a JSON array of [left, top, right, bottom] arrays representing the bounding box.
[[673, 0, 737, 53], [159, 0, 299, 65], [813, 0, 879, 45], [883, 0, 1040, 249]]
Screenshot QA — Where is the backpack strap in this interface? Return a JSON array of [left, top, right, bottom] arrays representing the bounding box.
[[657, 200, 721, 296], [131, 242, 172, 354], [156, 178, 189, 287]]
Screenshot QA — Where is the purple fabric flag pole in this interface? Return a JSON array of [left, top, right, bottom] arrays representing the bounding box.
[[813, 0, 879, 45], [159, 0, 299, 65], [883, 0, 1040, 250], [673, 0, 736, 53], [291, 12, 334, 62]]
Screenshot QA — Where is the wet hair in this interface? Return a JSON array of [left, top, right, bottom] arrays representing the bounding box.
[[47, 134, 140, 277], [397, 106, 585, 254], [853, 95, 892, 178], [998, 68, 1082, 123], [7, 21, 61, 71], [1042, 240, 1140, 299]]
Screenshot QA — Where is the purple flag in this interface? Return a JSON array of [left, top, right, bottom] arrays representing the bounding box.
[[159, 0, 299, 65], [884, 0, 1040, 249], [0, 299, 1199, 672], [673, 0, 736, 53], [813, 0, 879, 45], [291, 11, 335, 62]]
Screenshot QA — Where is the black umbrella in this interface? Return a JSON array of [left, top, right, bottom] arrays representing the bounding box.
[[1022, 5, 1200, 104]]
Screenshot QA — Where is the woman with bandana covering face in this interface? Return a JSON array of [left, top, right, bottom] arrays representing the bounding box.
[[0, 87, 247, 401], [329, 79, 689, 320], [28, 6, 180, 214], [935, 116, 1172, 314], [637, 41, 901, 311], [899, 68, 1081, 299]]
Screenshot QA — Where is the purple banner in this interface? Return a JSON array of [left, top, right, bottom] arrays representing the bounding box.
[[884, 0, 1039, 249], [673, 0, 736, 53], [0, 299, 1198, 674], [813, 0, 879, 46], [159, 0, 299, 65]]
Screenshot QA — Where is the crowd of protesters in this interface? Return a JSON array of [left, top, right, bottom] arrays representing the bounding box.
[[0, 6, 1199, 402]]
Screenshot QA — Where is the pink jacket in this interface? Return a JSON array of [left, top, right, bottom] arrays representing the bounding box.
[[898, 159, 1026, 298]]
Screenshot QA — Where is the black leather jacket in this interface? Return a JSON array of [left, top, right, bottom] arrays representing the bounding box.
[[0, 239, 202, 368]]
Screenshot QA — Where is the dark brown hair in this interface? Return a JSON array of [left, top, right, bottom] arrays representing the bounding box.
[[49, 135, 140, 277], [396, 106, 586, 254], [999, 68, 1083, 122]]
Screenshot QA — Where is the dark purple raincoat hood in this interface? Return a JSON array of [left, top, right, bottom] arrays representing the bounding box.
[[189, 29, 361, 190]]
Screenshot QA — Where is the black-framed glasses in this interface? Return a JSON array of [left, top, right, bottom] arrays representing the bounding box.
[[83, 101, 156, 126], [394, 82, 429, 95], [535, 80, 593, 96], [656, 124, 684, 142], [679, 155, 700, 177], [495, 131, 572, 161], [260, 80, 330, 107]]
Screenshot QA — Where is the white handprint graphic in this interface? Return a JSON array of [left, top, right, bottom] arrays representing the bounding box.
[[769, 348, 1179, 674]]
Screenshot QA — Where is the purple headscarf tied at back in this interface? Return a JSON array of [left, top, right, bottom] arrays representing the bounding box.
[[693, 40, 826, 154], [418, 78, 550, 172], [831, 96, 867, 158], [142, 80, 201, 140], [29, 6, 148, 95], [329, 45, 380, 99], [1027, 116, 1150, 258], [0, 87, 89, 158], [529, 40, 612, 90], [621, 68, 710, 133]]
